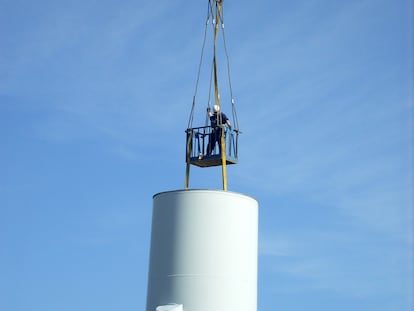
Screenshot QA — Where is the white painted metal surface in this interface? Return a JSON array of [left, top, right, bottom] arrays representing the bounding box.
[[146, 189, 258, 311], [156, 304, 183, 311]]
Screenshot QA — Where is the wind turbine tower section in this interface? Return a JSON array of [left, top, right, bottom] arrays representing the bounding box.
[[146, 190, 258, 311]]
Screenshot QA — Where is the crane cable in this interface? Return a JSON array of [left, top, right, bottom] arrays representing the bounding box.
[[205, 62, 214, 126], [221, 5, 240, 131], [188, 0, 238, 131], [213, 0, 221, 115], [187, 2, 211, 130]]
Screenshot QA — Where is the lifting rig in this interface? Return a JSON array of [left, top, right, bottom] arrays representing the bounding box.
[[185, 0, 240, 191]]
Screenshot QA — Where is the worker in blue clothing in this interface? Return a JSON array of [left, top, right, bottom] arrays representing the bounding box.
[[206, 104, 231, 156]]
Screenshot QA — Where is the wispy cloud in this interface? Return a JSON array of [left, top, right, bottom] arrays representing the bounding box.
[[1, 0, 198, 160], [231, 0, 413, 235], [233, 2, 414, 302], [260, 229, 412, 298]]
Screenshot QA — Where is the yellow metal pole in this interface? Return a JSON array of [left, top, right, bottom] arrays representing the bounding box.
[[185, 161, 190, 189], [213, 0, 227, 191], [220, 128, 227, 191], [185, 130, 192, 189]]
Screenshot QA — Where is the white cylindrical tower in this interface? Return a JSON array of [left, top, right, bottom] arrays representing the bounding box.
[[146, 189, 258, 311]]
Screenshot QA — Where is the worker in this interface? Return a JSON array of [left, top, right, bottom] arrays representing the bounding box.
[[206, 104, 231, 156]]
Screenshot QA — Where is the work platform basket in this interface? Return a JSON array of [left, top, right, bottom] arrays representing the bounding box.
[[186, 126, 239, 167]]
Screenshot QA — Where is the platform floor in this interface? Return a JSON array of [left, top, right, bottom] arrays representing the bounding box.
[[189, 154, 238, 167]]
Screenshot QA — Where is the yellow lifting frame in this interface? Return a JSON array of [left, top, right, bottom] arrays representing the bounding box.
[[213, 0, 227, 191], [185, 0, 228, 191]]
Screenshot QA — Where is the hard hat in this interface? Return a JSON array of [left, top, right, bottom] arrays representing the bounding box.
[[213, 104, 220, 112]]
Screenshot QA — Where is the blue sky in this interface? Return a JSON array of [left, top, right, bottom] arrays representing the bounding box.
[[1, 0, 413, 310]]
